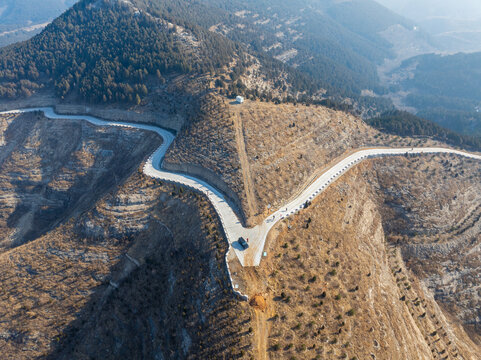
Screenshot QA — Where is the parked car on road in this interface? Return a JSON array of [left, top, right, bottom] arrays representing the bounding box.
[[238, 237, 249, 249]]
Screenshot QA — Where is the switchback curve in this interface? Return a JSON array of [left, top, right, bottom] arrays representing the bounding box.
[[3, 107, 481, 276]]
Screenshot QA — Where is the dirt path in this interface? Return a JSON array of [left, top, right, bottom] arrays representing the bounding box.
[[233, 110, 258, 220], [242, 267, 271, 360], [254, 309, 269, 360]]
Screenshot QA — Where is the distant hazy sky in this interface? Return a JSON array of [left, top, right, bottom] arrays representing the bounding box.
[[376, 0, 481, 21]]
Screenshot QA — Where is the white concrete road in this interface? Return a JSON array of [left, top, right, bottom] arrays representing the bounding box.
[[3, 108, 481, 268]]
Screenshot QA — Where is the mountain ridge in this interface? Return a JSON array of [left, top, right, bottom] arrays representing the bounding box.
[[0, 0, 429, 113]]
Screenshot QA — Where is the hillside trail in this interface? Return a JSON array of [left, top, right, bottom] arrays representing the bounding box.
[[243, 267, 271, 360], [233, 108, 258, 222], [254, 308, 269, 360]]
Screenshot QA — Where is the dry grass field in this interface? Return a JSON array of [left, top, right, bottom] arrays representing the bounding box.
[[233, 164, 480, 359], [232, 101, 457, 224], [165, 97, 449, 225], [164, 94, 247, 217]]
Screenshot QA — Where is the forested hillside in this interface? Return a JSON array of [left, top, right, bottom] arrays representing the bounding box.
[[0, 0, 327, 106], [0, 0, 456, 120], [0, 0, 240, 103], [0, 0, 407, 108], [137, 0, 414, 99], [399, 53, 481, 101], [367, 110, 481, 150], [390, 52, 481, 135]]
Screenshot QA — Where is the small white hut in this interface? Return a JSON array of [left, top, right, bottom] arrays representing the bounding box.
[[236, 96, 245, 104]]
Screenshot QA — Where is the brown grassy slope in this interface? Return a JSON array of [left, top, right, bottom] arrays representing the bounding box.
[[369, 154, 481, 344], [164, 97, 445, 224], [0, 112, 254, 359], [232, 100, 461, 223], [0, 111, 159, 250], [234, 100, 378, 221], [164, 93, 247, 219], [234, 165, 479, 360], [0, 170, 253, 360]]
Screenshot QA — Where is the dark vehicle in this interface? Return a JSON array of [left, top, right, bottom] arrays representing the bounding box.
[[238, 237, 249, 250]]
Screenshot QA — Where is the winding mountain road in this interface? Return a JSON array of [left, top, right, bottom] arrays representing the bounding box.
[[3, 107, 481, 271]]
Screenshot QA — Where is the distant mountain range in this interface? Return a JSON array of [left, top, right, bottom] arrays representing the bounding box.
[[0, 0, 77, 47], [147, 0, 427, 99], [376, 0, 481, 53], [375, 0, 481, 21]]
